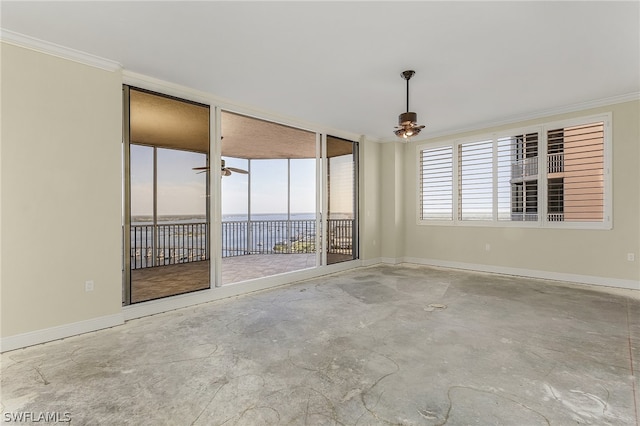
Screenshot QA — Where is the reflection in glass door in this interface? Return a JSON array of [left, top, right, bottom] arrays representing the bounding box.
[[326, 136, 359, 265], [123, 86, 210, 304]]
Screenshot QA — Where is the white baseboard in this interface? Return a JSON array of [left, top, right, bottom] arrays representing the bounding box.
[[362, 257, 383, 267], [380, 257, 402, 265], [402, 257, 640, 292], [0, 313, 124, 353]]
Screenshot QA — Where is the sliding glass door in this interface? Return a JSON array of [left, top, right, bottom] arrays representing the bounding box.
[[123, 86, 210, 304]]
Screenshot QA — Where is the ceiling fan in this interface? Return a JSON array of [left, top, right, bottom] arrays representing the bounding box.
[[192, 159, 249, 176], [394, 70, 425, 139]]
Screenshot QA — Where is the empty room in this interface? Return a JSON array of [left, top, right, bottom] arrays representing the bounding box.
[[1, 2, 639, 425]]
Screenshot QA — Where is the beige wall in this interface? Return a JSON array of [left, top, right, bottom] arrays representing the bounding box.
[[358, 138, 381, 262], [1, 43, 123, 338], [400, 100, 640, 285], [379, 143, 406, 261]]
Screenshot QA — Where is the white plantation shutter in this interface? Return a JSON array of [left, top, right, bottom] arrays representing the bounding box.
[[458, 140, 493, 220], [497, 136, 514, 221], [546, 121, 605, 222], [420, 146, 453, 220]]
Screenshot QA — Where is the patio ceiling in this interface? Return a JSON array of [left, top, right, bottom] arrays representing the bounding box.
[[130, 88, 352, 159], [129, 88, 210, 153]]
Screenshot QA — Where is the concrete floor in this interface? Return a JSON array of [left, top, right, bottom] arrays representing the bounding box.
[[2, 264, 639, 425]]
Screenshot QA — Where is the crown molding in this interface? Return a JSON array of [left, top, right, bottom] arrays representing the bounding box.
[[379, 91, 640, 144], [0, 29, 121, 72]]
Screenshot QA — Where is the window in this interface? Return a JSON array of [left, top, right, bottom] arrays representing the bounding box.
[[419, 146, 453, 221], [417, 114, 610, 229]]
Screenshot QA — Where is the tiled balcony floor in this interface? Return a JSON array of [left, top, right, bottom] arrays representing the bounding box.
[[130, 254, 317, 303], [221, 253, 318, 284]]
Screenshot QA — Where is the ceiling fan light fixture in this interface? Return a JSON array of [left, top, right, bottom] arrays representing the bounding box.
[[393, 70, 425, 140]]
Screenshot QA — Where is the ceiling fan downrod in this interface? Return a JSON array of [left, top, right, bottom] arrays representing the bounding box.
[[402, 70, 415, 113]]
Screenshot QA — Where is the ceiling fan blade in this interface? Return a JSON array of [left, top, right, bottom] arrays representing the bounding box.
[[192, 166, 210, 171], [227, 167, 249, 174]]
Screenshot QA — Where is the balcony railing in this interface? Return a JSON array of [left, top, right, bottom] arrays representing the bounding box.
[[547, 152, 564, 174], [131, 219, 353, 270], [131, 223, 208, 270], [510, 213, 539, 221], [547, 213, 565, 222], [511, 156, 538, 180], [222, 219, 317, 257], [327, 219, 354, 255], [511, 154, 565, 178]]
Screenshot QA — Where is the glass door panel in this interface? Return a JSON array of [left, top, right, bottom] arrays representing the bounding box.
[[326, 136, 358, 265], [221, 156, 249, 258], [130, 145, 154, 270], [290, 159, 317, 255], [124, 86, 210, 304]]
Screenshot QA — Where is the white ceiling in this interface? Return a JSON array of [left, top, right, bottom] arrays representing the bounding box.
[[2, 1, 639, 141]]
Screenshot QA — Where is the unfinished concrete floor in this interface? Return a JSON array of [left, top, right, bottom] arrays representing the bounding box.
[[2, 264, 639, 425]]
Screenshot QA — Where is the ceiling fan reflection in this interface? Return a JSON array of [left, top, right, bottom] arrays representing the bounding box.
[[192, 159, 248, 176]]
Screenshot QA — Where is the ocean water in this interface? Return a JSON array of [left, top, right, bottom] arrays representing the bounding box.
[[132, 213, 317, 225]]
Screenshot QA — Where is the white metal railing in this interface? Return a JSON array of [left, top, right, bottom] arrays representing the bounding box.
[[547, 213, 565, 222], [547, 153, 564, 174], [510, 213, 538, 221], [511, 156, 538, 179]]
